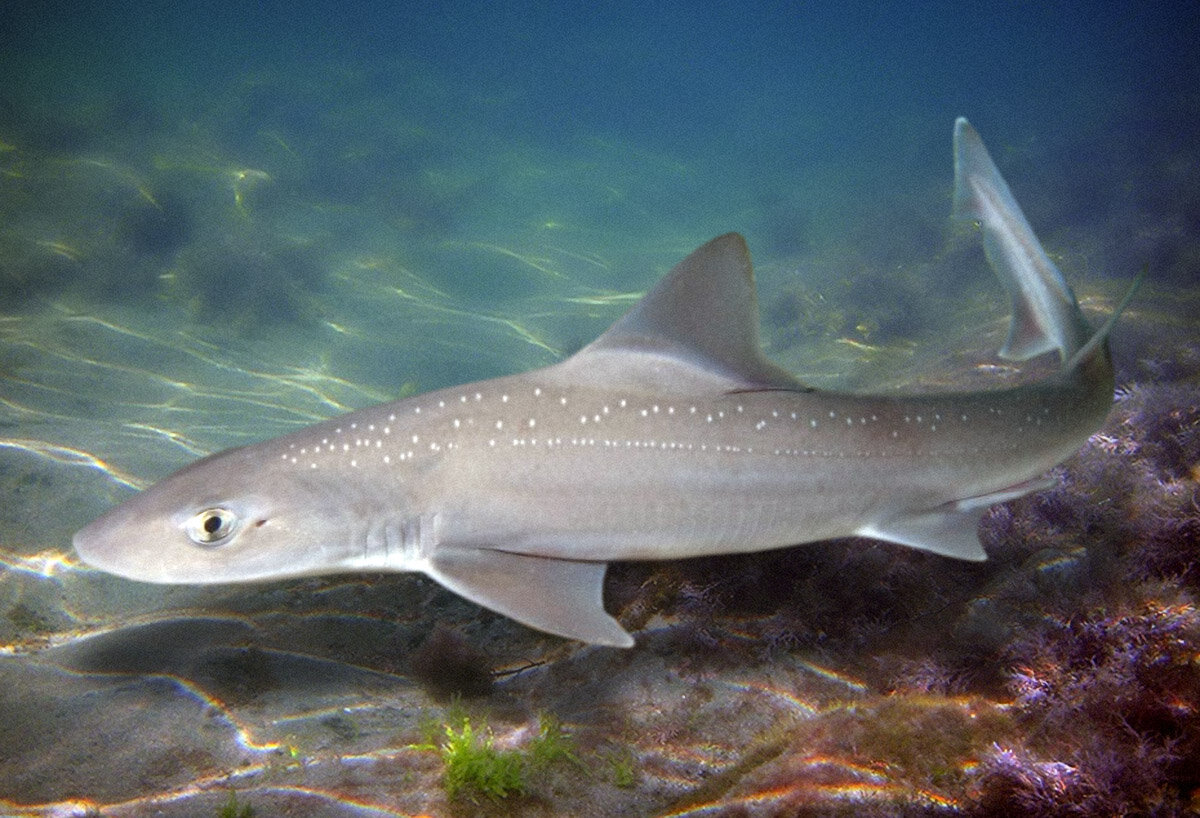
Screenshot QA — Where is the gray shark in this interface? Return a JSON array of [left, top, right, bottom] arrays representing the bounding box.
[[74, 119, 1135, 647]]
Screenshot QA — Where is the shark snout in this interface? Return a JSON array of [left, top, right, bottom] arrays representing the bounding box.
[[73, 515, 124, 575], [72, 501, 158, 581]]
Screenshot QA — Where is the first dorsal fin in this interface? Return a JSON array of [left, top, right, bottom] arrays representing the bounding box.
[[565, 233, 805, 391]]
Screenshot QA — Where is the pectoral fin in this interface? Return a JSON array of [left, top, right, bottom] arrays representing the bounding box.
[[859, 476, 1057, 561], [425, 548, 634, 648]]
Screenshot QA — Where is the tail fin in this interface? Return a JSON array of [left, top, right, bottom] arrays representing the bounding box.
[[1063, 263, 1146, 373], [952, 118, 1093, 368]]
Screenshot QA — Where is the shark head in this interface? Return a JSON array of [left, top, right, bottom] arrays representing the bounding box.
[[73, 443, 366, 584]]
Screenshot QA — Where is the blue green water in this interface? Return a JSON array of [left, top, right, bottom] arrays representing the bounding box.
[[1, 2, 1198, 815]]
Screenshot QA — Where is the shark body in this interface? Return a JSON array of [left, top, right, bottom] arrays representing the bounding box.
[[74, 120, 1130, 647]]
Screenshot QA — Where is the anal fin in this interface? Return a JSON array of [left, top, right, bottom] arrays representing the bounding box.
[[425, 547, 634, 648], [859, 476, 1057, 561]]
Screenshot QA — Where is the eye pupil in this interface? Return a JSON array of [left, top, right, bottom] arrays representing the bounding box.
[[186, 507, 238, 546]]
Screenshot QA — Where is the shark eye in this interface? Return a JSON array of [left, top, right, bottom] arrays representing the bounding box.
[[185, 507, 239, 546]]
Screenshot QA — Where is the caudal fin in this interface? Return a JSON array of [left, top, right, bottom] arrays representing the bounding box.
[[952, 118, 1093, 367]]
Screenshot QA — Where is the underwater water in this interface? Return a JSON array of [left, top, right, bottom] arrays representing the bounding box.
[[2, 1, 1199, 815]]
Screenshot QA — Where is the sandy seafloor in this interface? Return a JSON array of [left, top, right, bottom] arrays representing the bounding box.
[[2, 2, 1200, 816]]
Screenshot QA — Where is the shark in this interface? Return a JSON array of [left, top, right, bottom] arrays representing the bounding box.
[[74, 119, 1137, 647]]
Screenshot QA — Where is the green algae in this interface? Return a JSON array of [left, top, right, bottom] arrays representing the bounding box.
[[4, 603, 54, 635], [525, 712, 581, 771], [825, 695, 1015, 790], [411, 710, 582, 804], [605, 749, 639, 789], [439, 718, 526, 803], [217, 789, 255, 818]]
